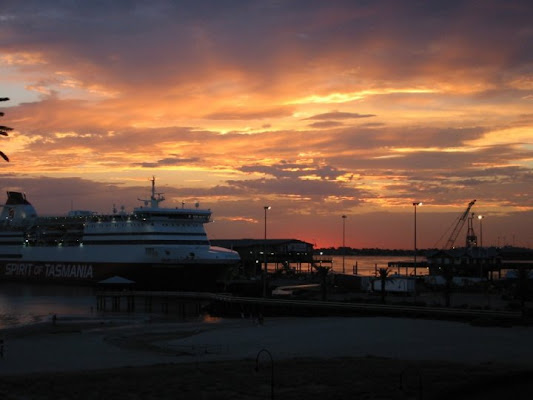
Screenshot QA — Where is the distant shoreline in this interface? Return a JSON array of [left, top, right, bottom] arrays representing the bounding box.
[[315, 245, 533, 256]]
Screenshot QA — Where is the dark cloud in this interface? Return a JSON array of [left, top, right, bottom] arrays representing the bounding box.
[[1, 0, 532, 247], [3, 0, 532, 93], [225, 177, 365, 201], [0, 175, 124, 214], [239, 162, 346, 180], [133, 156, 201, 168], [304, 111, 376, 120], [307, 121, 344, 129], [204, 107, 294, 120], [227, 161, 368, 202]]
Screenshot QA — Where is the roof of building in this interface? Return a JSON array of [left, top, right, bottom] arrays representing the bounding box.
[[426, 247, 500, 259], [210, 238, 313, 248]]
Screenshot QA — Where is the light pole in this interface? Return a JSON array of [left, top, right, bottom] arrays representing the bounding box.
[[342, 215, 347, 274], [263, 206, 271, 297], [413, 202, 422, 276], [255, 348, 274, 400], [478, 215, 484, 247]]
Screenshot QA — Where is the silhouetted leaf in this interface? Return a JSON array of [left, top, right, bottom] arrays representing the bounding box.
[[1, 97, 11, 161]]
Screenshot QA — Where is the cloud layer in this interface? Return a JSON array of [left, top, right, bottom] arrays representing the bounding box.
[[1, 0, 532, 248]]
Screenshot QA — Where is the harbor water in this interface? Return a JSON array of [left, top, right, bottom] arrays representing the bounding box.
[[328, 255, 428, 276], [0, 256, 425, 331], [0, 283, 96, 330]]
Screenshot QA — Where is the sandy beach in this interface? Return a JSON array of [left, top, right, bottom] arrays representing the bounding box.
[[1, 315, 533, 399]]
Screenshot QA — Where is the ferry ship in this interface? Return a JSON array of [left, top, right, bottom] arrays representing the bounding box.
[[0, 178, 240, 290]]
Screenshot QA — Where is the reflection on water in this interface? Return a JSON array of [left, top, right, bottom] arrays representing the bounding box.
[[0, 283, 96, 330], [329, 255, 428, 276], [0, 256, 427, 330]]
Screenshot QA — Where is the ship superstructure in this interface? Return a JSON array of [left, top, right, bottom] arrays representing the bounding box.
[[0, 178, 240, 290]]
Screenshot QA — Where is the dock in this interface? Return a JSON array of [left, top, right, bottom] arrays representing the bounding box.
[[95, 290, 523, 323], [96, 290, 210, 317]]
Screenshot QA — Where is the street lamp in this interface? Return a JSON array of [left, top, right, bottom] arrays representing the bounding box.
[[413, 202, 422, 276], [478, 215, 484, 247], [255, 348, 274, 400], [342, 215, 347, 274], [263, 206, 271, 297]]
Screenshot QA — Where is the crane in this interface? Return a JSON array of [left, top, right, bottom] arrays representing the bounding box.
[[465, 211, 477, 248], [443, 199, 476, 249]]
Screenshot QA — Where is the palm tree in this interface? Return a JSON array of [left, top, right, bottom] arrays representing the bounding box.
[[514, 267, 531, 318], [442, 264, 454, 307], [0, 97, 12, 162], [312, 264, 331, 301], [376, 267, 393, 304]]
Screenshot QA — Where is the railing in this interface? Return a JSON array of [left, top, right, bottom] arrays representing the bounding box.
[[95, 290, 522, 321]]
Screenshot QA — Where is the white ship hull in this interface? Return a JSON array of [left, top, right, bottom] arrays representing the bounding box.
[[0, 244, 239, 290], [0, 179, 240, 290]]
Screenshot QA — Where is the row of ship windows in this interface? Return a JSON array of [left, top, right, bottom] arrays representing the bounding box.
[[10, 239, 211, 247], [87, 223, 192, 228]]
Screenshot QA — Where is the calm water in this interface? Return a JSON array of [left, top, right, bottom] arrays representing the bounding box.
[[0, 283, 96, 330], [0, 256, 425, 330], [327, 255, 428, 276]]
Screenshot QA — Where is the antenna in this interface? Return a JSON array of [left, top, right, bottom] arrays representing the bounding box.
[[138, 176, 165, 208]]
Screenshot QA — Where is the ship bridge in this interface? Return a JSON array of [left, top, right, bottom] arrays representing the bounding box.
[[133, 208, 211, 222]]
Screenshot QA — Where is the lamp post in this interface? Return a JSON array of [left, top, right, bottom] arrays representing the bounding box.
[[255, 348, 274, 400], [263, 206, 271, 297], [413, 202, 422, 276], [478, 215, 484, 247], [342, 215, 347, 274]]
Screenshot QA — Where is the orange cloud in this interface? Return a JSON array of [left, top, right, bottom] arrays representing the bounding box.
[[1, 1, 532, 248]]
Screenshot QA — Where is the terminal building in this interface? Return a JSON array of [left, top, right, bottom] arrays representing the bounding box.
[[210, 239, 314, 277]]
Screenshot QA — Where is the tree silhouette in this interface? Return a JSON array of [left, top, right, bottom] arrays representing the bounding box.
[[442, 264, 454, 307], [376, 267, 393, 304], [312, 264, 331, 301], [0, 97, 12, 162], [514, 267, 532, 318]]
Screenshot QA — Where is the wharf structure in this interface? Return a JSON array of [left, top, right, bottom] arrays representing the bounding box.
[[425, 247, 503, 279], [210, 239, 316, 277], [94, 289, 523, 323], [422, 246, 533, 286]]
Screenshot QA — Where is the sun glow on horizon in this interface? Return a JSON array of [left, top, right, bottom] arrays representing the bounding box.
[[1, 1, 531, 248]]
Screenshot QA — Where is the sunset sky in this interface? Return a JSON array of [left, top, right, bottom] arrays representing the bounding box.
[[1, 0, 532, 249]]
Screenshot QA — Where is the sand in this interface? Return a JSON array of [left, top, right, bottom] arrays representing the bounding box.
[[1, 315, 533, 399]]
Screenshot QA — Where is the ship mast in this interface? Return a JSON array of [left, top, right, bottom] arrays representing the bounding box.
[[138, 176, 165, 208]]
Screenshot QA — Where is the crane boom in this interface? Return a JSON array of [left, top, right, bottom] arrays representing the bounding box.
[[443, 199, 476, 249]]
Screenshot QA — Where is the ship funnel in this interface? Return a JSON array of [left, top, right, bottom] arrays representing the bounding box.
[[0, 191, 38, 225]]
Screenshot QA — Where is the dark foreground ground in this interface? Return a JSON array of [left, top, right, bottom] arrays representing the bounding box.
[[1, 357, 532, 400]]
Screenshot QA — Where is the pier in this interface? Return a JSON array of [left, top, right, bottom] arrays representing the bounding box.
[[95, 290, 523, 323], [96, 290, 209, 317]]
